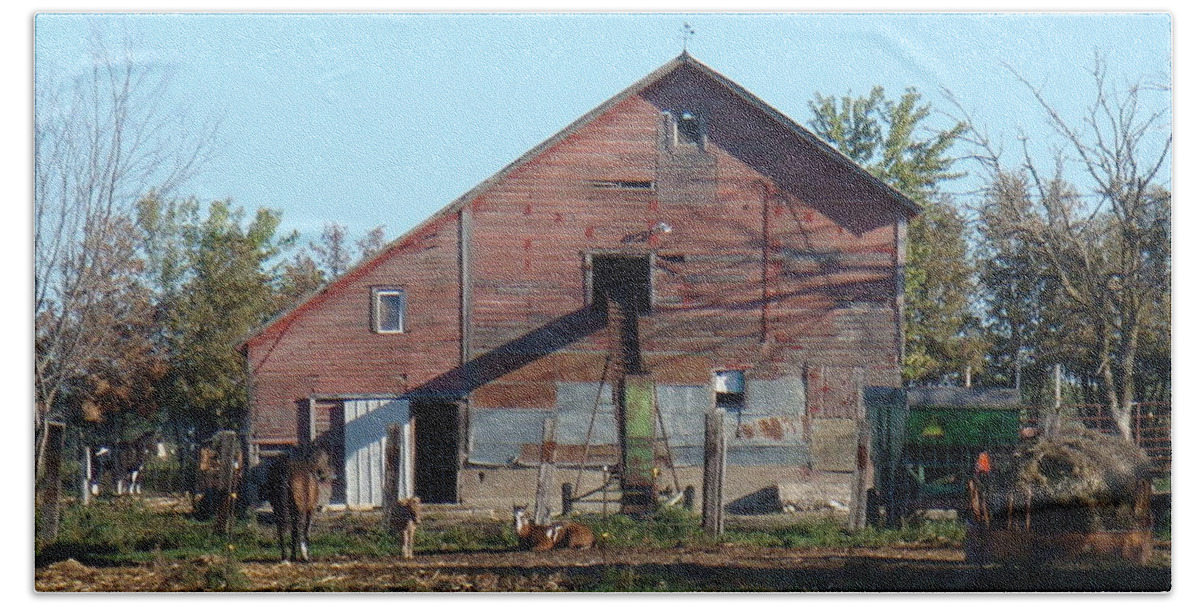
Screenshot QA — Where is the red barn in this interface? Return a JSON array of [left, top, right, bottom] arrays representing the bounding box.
[[244, 53, 917, 513]]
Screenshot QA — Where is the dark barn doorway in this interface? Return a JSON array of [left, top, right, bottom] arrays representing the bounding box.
[[591, 255, 652, 315], [591, 254, 652, 373], [411, 400, 460, 504]]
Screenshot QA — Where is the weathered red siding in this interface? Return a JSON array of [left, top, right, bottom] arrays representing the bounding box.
[[246, 213, 462, 443], [463, 65, 904, 412], [246, 58, 910, 489]]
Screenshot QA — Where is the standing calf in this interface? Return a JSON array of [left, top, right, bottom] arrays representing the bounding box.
[[388, 497, 422, 559], [512, 505, 595, 551]]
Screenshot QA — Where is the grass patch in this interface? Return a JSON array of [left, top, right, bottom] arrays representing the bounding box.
[[574, 507, 964, 551], [36, 500, 231, 566], [733, 516, 965, 549], [575, 506, 707, 549], [39, 498, 966, 568]]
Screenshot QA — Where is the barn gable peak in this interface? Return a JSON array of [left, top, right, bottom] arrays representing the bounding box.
[[242, 53, 919, 348]]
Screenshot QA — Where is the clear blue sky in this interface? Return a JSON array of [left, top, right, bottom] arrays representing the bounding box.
[[33, 11, 1171, 245]]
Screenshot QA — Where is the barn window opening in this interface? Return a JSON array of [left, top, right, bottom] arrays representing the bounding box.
[[587, 180, 655, 190], [372, 288, 406, 333], [590, 255, 652, 374], [661, 110, 708, 153], [590, 255, 652, 315], [713, 370, 746, 409], [678, 111, 705, 147]]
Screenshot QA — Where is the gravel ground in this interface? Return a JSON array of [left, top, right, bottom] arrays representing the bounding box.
[[35, 542, 1171, 592]]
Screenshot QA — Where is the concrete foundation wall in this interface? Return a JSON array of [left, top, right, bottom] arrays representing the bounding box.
[[458, 464, 853, 515]]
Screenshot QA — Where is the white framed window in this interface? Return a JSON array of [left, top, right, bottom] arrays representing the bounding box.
[[372, 288, 405, 333]]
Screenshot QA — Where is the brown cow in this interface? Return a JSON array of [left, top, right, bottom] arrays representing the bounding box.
[[512, 505, 595, 551]]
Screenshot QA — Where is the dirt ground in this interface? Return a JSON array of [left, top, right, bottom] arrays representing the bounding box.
[[35, 542, 1171, 592]]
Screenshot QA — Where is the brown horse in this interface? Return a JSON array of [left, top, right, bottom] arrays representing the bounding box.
[[265, 446, 332, 562]]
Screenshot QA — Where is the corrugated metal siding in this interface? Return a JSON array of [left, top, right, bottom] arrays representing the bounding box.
[[468, 408, 551, 465], [343, 399, 411, 507], [467, 377, 812, 468], [555, 382, 616, 444]]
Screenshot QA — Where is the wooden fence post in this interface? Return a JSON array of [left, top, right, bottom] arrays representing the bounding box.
[[383, 423, 402, 533], [36, 421, 66, 544], [848, 367, 871, 530], [702, 409, 726, 535], [533, 417, 557, 525], [561, 483, 574, 516], [213, 431, 241, 538], [1050, 363, 1063, 437]]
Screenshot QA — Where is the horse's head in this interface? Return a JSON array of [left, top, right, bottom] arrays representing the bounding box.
[[312, 448, 333, 482], [399, 497, 422, 523], [294, 444, 334, 482], [512, 504, 529, 528]]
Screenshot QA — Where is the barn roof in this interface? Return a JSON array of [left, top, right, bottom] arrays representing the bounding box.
[[242, 52, 921, 349]]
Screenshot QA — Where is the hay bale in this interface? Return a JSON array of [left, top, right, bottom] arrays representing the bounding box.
[[1014, 425, 1151, 503], [992, 425, 1153, 532]]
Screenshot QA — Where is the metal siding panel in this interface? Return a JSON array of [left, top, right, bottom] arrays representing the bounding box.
[[655, 384, 709, 447], [554, 382, 616, 444], [745, 377, 806, 416], [467, 408, 551, 465]]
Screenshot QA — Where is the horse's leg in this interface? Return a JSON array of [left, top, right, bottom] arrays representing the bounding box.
[[290, 502, 301, 562], [299, 508, 312, 562], [274, 504, 288, 562]]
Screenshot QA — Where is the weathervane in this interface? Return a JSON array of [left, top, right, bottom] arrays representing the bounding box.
[[680, 22, 695, 53]]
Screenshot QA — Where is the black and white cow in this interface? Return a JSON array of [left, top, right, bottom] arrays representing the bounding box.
[[90, 432, 156, 496]]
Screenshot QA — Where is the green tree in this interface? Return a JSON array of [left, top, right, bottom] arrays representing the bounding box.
[[275, 251, 327, 312], [139, 198, 295, 440], [311, 222, 352, 280], [356, 225, 388, 260], [809, 87, 977, 383]]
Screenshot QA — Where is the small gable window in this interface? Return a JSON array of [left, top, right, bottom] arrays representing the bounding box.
[[662, 109, 708, 152], [372, 288, 405, 333], [678, 111, 704, 147]]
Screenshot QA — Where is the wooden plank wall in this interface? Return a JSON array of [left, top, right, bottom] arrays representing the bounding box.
[[247, 62, 907, 463]]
